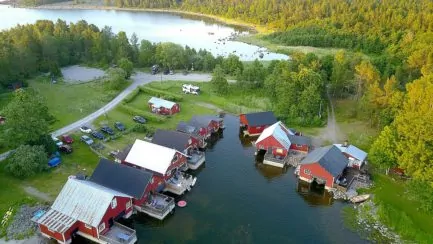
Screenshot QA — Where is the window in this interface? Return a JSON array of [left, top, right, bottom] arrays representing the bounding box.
[[85, 224, 92, 229], [98, 222, 105, 233], [111, 198, 117, 209], [304, 169, 311, 175], [126, 200, 132, 209]]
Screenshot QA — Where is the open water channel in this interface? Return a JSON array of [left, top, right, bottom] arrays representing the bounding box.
[[0, 6, 365, 243]]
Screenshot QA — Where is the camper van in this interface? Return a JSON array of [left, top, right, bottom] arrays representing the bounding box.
[[182, 84, 200, 95]]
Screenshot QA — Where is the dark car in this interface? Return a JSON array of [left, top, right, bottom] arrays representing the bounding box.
[[101, 125, 115, 135], [163, 69, 170, 75], [151, 65, 159, 75], [91, 131, 105, 140], [61, 134, 74, 144], [133, 115, 146, 124], [59, 144, 73, 154], [114, 122, 126, 131]]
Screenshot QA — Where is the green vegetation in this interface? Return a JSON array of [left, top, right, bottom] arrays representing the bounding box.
[[5, 145, 48, 178]]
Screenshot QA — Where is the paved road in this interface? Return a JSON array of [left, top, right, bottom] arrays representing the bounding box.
[[52, 72, 212, 137]]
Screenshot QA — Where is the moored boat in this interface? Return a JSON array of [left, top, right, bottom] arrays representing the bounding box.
[[350, 194, 370, 203]]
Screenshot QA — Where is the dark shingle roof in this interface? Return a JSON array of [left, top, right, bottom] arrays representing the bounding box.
[[301, 145, 348, 177], [288, 135, 312, 146], [177, 122, 199, 135], [243, 111, 277, 127], [116, 144, 132, 161], [89, 158, 152, 199], [151, 129, 190, 152], [189, 115, 221, 127]]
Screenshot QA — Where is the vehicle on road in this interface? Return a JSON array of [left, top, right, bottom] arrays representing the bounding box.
[[80, 126, 92, 134], [91, 131, 105, 140], [80, 135, 94, 145], [61, 135, 74, 144], [101, 125, 115, 135], [163, 69, 170, 75], [133, 115, 146, 124], [52, 137, 63, 147], [151, 65, 159, 75], [59, 144, 73, 154], [114, 122, 126, 131], [169, 70, 174, 75], [182, 84, 200, 95]]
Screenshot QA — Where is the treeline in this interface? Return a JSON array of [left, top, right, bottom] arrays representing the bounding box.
[[0, 20, 219, 88]]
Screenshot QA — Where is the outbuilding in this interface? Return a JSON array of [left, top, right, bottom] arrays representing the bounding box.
[[34, 177, 137, 244], [189, 115, 224, 135], [239, 111, 277, 136], [148, 97, 180, 115], [297, 145, 349, 190], [176, 122, 207, 148], [334, 142, 367, 169], [90, 158, 175, 220], [123, 139, 196, 195]]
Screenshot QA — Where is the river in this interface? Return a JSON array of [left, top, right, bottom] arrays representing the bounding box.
[[0, 5, 287, 61]]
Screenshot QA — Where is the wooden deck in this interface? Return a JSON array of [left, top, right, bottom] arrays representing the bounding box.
[[164, 172, 196, 195], [136, 193, 175, 220], [100, 222, 137, 244], [187, 151, 205, 170]]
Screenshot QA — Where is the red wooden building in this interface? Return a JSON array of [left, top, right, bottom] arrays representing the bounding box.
[[123, 139, 196, 195], [334, 142, 367, 169], [189, 115, 223, 135], [297, 145, 348, 190], [90, 158, 175, 220], [148, 97, 180, 115], [35, 177, 137, 244], [151, 129, 205, 170], [176, 122, 207, 148], [239, 111, 277, 136]]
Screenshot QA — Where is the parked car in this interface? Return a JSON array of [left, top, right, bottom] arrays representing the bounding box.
[[80, 135, 94, 145], [80, 126, 92, 134], [48, 153, 61, 167], [101, 125, 115, 135], [163, 69, 170, 75], [133, 115, 146, 124], [91, 131, 105, 140], [114, 122, 126, 131], [61, 134, 74, 144], [52, 137, 63, 147], [151, 64, 159, 75], [59, 144, 73, 154]]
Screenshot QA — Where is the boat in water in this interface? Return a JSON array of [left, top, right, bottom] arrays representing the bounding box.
[[350, 194, 370, 203]]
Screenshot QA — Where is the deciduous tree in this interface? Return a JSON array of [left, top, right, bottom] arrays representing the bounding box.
[[5, 145, 48, 178]]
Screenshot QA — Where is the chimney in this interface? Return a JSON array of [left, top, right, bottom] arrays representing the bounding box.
[[343, 140, 349, 147]]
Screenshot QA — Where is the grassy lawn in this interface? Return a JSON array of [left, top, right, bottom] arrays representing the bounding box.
[[367, 174, 433, 243], [29, 76, 128, 130], [236, 34, 343, 57]]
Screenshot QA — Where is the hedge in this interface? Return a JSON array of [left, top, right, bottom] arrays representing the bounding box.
[[118, 104, 166, 123], [139, 86, 183, 102], [123, 87, 140, 104]]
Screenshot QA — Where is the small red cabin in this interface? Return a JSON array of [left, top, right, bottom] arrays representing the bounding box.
[[189, 115, 223, 135], [148, 97, 180, 115], [176, 122, 207, 148], [35, 178, 136, 244], [298, 145, 348, 190], [288, 134, 312, 153], [240, 111, 277, 136]]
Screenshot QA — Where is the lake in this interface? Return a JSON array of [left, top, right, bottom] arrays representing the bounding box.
[[0, 5, 288, 61], [128, 115, 365, 243]]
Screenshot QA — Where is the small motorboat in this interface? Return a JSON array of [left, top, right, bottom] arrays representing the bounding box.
[[350, 194, 370, 203]]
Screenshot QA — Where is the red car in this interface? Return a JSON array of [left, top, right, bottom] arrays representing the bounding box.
[[61, 135, 74, 144]]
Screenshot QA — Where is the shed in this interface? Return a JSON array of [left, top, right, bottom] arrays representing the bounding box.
[[334, 143, 367, 169], [298, 145, 348, 189], [255, 121, 292, 157], [239, 111, 277, 136], [148, 97, 180, 115], [189, 115, 223, 134], [176, 122, 207, 148], [288, 134, 312, 153]]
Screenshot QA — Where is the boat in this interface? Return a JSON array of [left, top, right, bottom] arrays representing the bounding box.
[[350, 194, 370, 203]]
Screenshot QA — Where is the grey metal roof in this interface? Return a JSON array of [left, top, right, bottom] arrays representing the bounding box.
[[189, 115, 221, 127], [334, 144, 367, 162], [301, 145, 348, 177], [256, 121, 291, 149], [243, 111, 277, 127], [148, 97, 176, 108], [288, 135, 312, 146], [51, 178, 131, 227], [37, 209, 76, 233], [151, 129, 191, 152], [90, 158, 152, 200], [176, 122, 199, 135]]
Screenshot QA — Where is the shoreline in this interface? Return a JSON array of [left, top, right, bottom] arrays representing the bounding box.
[[27, 2, 270, 34]]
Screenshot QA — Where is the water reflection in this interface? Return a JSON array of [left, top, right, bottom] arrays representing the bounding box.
[[206, 130, 224, 150], [296, 180, 334, 206], [238, 134, 257, 148], [254, 161, 288, 180]]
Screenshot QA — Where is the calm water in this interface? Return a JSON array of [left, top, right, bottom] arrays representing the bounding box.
[[0, 5, 288, 61], [130, 115, 366, 243]]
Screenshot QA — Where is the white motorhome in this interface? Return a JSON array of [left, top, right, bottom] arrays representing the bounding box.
[[182, 84, 200, 95]]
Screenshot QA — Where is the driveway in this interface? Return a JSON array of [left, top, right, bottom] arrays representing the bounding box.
[[52, 72, 212, 137]]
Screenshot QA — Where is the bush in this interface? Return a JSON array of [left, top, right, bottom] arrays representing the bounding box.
[[139, 86, 183, 101], [123, 88, 140, 104], [118, 104, 166, 123], [131, 124, 148, 133], [5, 145, 48, 178]]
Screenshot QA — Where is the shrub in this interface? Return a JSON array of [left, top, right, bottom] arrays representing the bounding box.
[[123, 88, 140, 104], [5, 145, 48, 178], [131, 124, 148, 133], [118, 104, 166, 123], [139, 86, 183, 101]]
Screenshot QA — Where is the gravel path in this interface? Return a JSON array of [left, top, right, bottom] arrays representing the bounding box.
[[23, 186, 52, 202]]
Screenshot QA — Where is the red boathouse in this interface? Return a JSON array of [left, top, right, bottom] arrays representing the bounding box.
[[176, 122, 208, 148], [34, 177, 137, 244], [239, 111, 277, 136], [297, 145, 348, 190], [148, 97, 180, 115]]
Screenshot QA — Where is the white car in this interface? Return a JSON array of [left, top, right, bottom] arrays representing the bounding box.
[[182, 84, 200, 95], [52, 137, 63, 147], [80, 125, 92, 134]]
